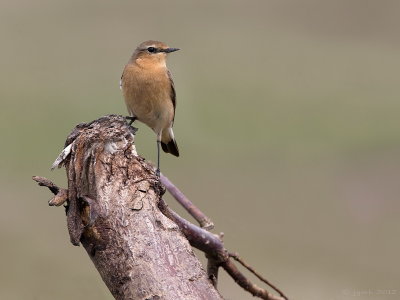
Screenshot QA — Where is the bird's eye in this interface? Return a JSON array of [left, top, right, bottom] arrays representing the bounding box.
[[147, 47, 156, 53]]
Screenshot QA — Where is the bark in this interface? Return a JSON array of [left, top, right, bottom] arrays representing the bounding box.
[[55, 115, 222, 300]]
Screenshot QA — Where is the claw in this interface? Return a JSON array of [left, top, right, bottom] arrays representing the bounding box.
[[125, 116, 136, 126]]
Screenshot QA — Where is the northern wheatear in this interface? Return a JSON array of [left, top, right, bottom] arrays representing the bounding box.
[[120, 40, 180, 175]]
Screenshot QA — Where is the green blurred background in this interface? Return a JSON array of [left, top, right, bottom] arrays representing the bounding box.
[[1, 1, 399, 299]]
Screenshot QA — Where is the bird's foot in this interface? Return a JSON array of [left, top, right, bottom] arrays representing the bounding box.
[[125, 116, 136, 126], [125, 116, 138, 134], [155, 168, 160, 178]]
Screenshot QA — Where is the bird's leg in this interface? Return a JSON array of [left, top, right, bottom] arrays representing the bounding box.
[[156, 140, 161, 177]]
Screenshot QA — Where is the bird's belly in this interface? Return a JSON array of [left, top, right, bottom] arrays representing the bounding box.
[[124, 82, 173, 134]]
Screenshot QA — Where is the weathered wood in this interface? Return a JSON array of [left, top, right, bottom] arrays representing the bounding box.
[[55, 115, 222, 300]]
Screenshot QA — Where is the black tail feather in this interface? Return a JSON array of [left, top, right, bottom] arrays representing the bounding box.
[[161, 139, 179, 157]]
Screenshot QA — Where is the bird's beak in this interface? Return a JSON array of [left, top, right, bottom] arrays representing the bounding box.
[[162, 48, 180, 53]]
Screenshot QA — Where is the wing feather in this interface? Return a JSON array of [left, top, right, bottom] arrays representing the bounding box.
[[167, 70, 176, 122]]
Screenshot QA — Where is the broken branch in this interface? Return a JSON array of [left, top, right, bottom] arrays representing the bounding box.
[[160, 173, 214, 230]]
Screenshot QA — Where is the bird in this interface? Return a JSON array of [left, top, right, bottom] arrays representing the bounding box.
[[120, 40, 180, 176]]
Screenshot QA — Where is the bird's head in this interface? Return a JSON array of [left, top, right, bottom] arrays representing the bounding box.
[[132, 40, 179, 66]]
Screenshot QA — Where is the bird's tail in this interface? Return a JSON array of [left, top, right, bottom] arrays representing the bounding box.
[[161, 127, 179, 157]]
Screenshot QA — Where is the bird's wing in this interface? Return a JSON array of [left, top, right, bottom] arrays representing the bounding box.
[[167, 70, 177, 122]]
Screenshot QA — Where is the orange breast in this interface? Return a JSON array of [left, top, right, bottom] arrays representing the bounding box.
[[122, 62, 174, 134]]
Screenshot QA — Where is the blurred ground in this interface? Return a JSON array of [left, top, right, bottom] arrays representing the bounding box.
[[0, 1, 399, 299]]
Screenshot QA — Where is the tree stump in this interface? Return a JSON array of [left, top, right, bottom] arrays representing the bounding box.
[[54, 115, 222, 300]]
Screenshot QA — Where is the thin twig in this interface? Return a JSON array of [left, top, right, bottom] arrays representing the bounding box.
[[230, 252, 288, 300], [32, 176, 60, 195], [160, 173, 214, 230], [32, 176, 68, 206], [221, 260, 285, 300]]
